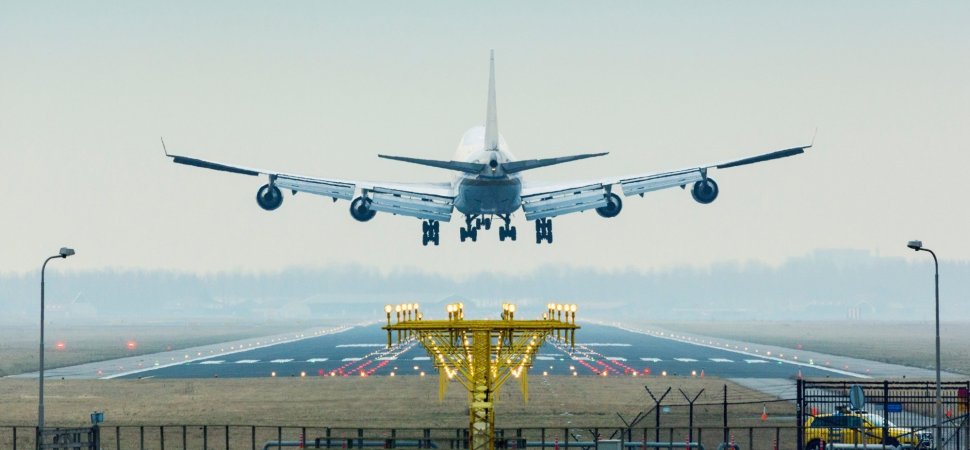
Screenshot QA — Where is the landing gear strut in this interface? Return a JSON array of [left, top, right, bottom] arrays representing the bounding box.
[[534, 218, 553, 244], [422, 220, 440, 246], [497, 214, 517, 242], [460, 216, 479, 242]]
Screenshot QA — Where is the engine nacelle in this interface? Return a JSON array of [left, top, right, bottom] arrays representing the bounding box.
[[256, 184, 283, 211], [349, 196, 377, 222], [596, 193, 623, 218], [691, 178, 719, 204]]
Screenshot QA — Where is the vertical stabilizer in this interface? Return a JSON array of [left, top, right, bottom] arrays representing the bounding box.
[[484, 50, 499, 151]]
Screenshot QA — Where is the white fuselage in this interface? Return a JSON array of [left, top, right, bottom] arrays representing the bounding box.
[[450, 126, 522, 215]]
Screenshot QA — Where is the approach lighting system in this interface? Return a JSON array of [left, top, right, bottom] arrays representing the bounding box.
[[383, 302, 580, 450]]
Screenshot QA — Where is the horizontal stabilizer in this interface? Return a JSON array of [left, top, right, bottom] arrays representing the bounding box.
[[715, 145, 811, 169], [502, 152, 608, 174], [378, 155, 486, 174]]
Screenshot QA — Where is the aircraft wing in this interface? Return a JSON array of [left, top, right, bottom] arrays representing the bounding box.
[[164, 145, 455, 222], [519, 144, 812, 221]]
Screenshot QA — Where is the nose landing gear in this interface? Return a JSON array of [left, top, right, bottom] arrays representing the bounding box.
[[422, 220, 440, 246], [534, 218, 553, 244]]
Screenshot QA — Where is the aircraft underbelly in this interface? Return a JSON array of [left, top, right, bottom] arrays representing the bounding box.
[[454, 177, 522, 215]]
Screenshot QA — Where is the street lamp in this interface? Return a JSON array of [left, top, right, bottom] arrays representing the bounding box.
[[907, 239, 942, 448], [39, 247, 75, 431]]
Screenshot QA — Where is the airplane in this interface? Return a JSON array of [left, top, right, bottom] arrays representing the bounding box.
[[165, 51, 812, 246]]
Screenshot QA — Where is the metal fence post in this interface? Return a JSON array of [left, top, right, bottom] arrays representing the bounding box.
[[723, 384, 729, 445], [181, 425, 186, 450], [226, 425, 230, 450], [796, 379, 804, 450], [140, 425, 145, 450], [882, 381, 890, 446], [160, 426, 165, 450]]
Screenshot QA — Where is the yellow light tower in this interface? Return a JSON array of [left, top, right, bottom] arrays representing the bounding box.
[[383, 302, 579, 450]]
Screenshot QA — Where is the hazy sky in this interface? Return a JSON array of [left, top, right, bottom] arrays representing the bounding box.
[[2, 1, 968, 276]]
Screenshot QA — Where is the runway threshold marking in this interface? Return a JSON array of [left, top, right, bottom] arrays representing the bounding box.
[[306, 358, 329, 363], [641, 358, 663, 362], [709, 358, 734, 363], [198, 360, 225, 365], [235, 360, 259, 364], [674, 358, 698, 362], [270, 359, 294, 363]]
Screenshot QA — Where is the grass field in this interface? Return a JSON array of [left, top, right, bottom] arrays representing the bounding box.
[[0, 321, 335, 377], [0, 376, 790, 428], [656, 321, 970, 376]]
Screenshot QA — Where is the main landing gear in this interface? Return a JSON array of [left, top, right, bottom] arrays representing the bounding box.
[[459, 216, 478, 242], [497, 214, 517, 242], [459, 214, 515, 242], [422, 220, 440, 246], [534, 218, 553, 244]]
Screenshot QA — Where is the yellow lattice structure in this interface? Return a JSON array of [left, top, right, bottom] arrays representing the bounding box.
[[382, 302, 579, 450]]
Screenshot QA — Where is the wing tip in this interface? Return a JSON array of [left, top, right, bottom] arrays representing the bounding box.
[[160, 137, 171, 157]]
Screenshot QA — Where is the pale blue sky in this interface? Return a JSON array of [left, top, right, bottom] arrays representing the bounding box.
[[2, 1, 968, 275]]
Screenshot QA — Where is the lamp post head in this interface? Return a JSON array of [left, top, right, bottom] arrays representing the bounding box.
[[384, 304, 392, 314], [59, 247, 75, 258], [907, 240, 923, 251]]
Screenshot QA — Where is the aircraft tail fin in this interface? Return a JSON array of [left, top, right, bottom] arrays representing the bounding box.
[[484, 50, 499, 151], [502, 152, 608, 174]]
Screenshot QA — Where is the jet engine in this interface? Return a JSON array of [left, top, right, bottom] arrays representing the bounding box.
[[349, 196, 377, 222], [691, 178, 719, 204], [256, 184, 283, 211], [595, 193, 623, 218]]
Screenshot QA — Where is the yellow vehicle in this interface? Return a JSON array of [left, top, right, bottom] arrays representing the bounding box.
[[804, 411, 932, 449]]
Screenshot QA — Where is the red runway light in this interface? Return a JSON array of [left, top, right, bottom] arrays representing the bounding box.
[[126, 341, 137, 350], [55, 341, 66, 350]]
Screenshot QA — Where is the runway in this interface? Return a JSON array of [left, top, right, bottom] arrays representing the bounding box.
[[111, 322, 866, 380]]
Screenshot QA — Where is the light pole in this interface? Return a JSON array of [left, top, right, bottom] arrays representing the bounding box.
[[39, 247, 75, 431], [907, 240, 942, 448]]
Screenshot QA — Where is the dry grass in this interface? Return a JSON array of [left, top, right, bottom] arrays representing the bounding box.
[[0, 322, 333, 377], [0, 376, 789, 428], [656, 321, 970, 376]]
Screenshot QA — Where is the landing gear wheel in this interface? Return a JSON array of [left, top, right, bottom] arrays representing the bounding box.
[[422, 220, 440, 246], [483, 218, 492, 230], [509, 226, 516, 241], [534, 219, 553, 244]]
